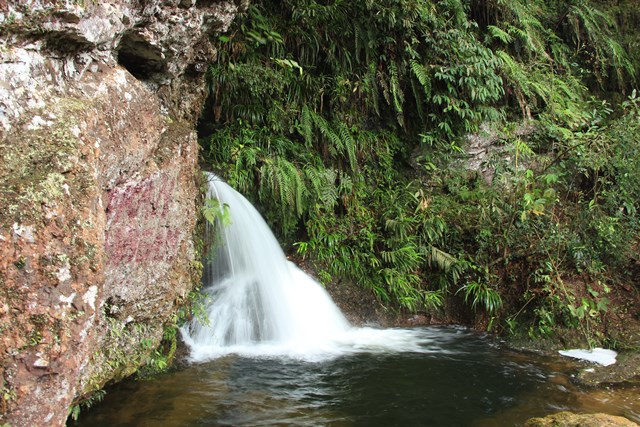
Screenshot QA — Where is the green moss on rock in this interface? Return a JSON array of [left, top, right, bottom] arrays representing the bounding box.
[[0, 98, 89, 227]]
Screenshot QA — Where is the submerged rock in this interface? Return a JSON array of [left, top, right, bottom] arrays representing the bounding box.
[[575, 352, 640, 387], [0, 1, 245, 426], [525, 411, 638, 427]]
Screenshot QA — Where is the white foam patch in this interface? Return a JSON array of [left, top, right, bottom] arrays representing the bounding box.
[[558, 348, 617, 366], [180, 326, 460, 363]]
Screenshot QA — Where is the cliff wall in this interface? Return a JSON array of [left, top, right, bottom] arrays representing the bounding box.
[[0, 1, 244, 425]]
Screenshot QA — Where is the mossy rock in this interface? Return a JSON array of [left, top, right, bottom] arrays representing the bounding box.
[[525, 411, 638, 427], [0, 98, 90, 227]]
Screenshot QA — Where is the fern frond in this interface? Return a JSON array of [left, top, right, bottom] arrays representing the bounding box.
[[377, 69, 391, 106], [304, 165, 338, 211], [367, 62, 380, 115], [388, 61, 405, 126], [337, 121, 358, 172], [410, 77, 426, 122], [426, 246, 457, 271], [312, 112, 343, 153], [487, 25, 513, 44], [409, 60, 432, 96]]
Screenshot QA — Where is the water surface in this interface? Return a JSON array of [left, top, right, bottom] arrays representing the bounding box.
[[74, 327, 640, 427]]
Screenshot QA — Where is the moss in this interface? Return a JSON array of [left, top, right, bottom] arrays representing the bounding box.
[[1, 378, 17, 414], [81, 316, 166, 395], [20, 172, 68, 205], [12, 258, 25, 270], [0, 99, 90, 228]]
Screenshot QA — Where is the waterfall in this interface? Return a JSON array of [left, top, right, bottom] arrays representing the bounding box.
[[182, 173, 444, 361], [182, 173, 352, 360]]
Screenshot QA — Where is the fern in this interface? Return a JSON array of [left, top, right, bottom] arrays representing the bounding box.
[[409, 60, 432, 97], [311, 112, 343, 152], [426, 246, 458, 272], [458, 281, 503, 315], [258, 155, 307, 233], [337, 121, 358, 172], [567, 2, 636, 88], [366, 61, 380, 116], [487, 25, 513, 44], [388, 61, 405, 126], [304, 165, 339, 211]]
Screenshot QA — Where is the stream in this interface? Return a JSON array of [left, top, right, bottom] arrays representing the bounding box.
[[73, 326, 639, 427]]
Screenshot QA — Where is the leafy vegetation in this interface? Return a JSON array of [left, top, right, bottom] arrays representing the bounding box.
[[68, 389, 106, 422], [199, 0, 639, 345]]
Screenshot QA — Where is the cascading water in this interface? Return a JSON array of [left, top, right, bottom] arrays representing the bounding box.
[[182, 173, 439, 361], [183, 173, 352, 360]]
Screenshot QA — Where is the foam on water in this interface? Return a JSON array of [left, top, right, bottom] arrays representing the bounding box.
[[558, 348, 617, 366], [183, 325, 456, 362]]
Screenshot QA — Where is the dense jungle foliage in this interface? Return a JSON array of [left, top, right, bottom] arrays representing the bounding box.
[[199, 0, 640, 346]]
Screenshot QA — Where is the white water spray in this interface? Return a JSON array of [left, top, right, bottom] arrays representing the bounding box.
[[182, 173, 452, 361]]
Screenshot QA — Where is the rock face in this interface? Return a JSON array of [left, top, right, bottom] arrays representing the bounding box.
[[0, 1, 244, 426]]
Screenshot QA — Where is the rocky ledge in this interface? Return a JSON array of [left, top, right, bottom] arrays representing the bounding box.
[[0, 1, 245, 426]]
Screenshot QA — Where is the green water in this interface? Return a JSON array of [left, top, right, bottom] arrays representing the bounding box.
[[72, 327, 639, 426]]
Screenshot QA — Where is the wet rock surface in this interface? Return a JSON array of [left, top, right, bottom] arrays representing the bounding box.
[[525, 411, 639, 427], [0, 1, 244, 425], [574, 352, 640, 387]]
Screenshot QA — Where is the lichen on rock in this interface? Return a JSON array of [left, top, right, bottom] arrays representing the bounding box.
[[0, 0, 246, 426]]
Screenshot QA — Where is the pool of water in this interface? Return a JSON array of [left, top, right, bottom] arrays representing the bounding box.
[[72, 327, 639, 427]]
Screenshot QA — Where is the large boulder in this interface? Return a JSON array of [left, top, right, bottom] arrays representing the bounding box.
[[0, 1, 245, 425], [525, 411, 638, 427]]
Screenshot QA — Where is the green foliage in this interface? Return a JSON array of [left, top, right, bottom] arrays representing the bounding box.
[[200, 0, 640, 340], [2, 379, 16, 414], [457, 263, 503, 315], [68, 389, 106, 422], [203, 198, 232, 228], [565, 1, 637, 88], [136, 330, 175, 378], [136, 289, 210, 379]]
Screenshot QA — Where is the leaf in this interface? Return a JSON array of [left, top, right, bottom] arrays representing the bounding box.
[[487, 25, 513, 44], [273, 58, 304, 75], [71, 405, 81, 421], [597, 298, 610, 312]]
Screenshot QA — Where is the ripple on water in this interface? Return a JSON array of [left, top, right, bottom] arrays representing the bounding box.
[[73, 327, 640, 427]]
